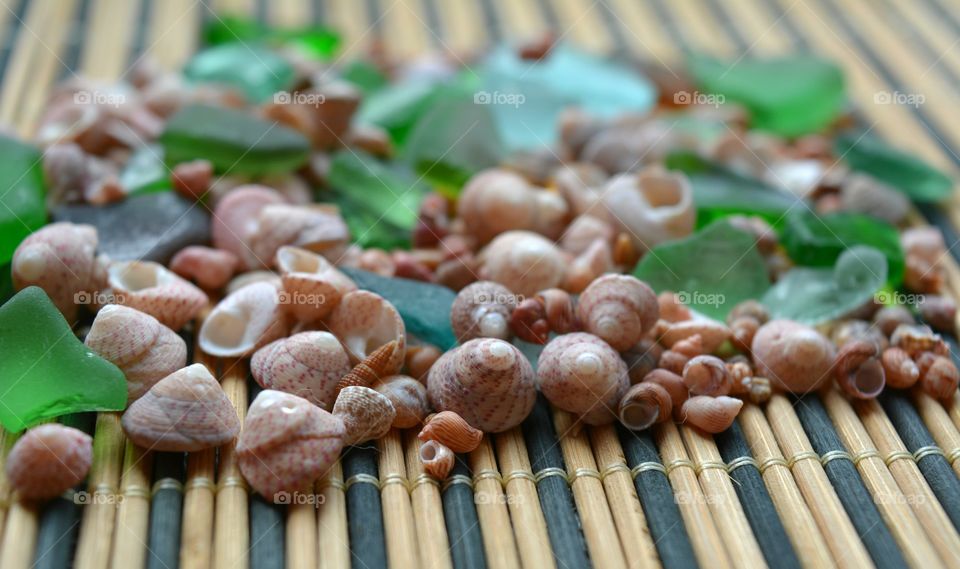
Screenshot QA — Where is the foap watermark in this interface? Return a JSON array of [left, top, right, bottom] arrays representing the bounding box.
[[74, 490, 125, 505], [874, 290, 925, 306], [474, 90, 525, 108], [676, 291, 726, 308], [475, 292, 525, 305], [874, 90, 925, 108], [75, 290, 129, 305], [74, 89, 125, 108], [273, 91, 327, 107], [673, 91, 726, 108], [674, 491, 725, 505], [277, 290, 327, 309], [874, 492, 926, 506], [474, 491, 524, 505], [273, 491, 327, 507]]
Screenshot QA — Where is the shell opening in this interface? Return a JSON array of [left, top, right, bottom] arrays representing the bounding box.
[[847, 359, 886, 399], [202, 307, 250, 353], [12, 246, 47, 281], [419, 440, 440, 462], [619, 400, 658, 431], [277, 246, 322, 274], [638, 174, 683, 208], [109, 262, 174, 291]]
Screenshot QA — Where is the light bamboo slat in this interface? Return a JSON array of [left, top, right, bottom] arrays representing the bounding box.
[[74, 413, 126, 569], [110, 442, 154, 569], [469, 436, 522, 569], [316, 462, 349, 569], [912, 390, 960, 478], [403, 429, 452, 569], [213, 358, 249, 569], [378, 429, 421, 569]]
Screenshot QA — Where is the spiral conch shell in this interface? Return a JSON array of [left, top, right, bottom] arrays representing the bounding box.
[[332, 386, 396, 446], [478, 230, 566, 297], [600, 166, 695, 252], [618, 382, 672, 431], [458, 168, 569, 242], [427, 338, 537, 433], [276, 246, 357, 322], [107, 261, 207, 330], [419, 411, 484, 453], [325, 291, 406, 374], [12, 222, 106, 321], [680, 396, 743, 434], [251, 331, 352, 410], [85, 304, 188, 401], [237, 390, 346, 497], [537, 333, 629, 426], [576, 274, 659, 351], [199, 281, 289, 358], [450, 281, 517, 342]]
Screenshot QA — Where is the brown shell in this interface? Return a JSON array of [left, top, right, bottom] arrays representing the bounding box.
[[336, 340, 400, 392], [6, 424, 93, 501], [418, 411, 484, 453], [751, 320, 836, 393], [375, 375, 430, 429], [880, 347, 920, 389], [576, 274, 659, 351], [332, 386, 396, 446], [419, 440, 455, 480], [680, 396, 743, 434], [618, 382, 672, 431], [682, 355, 732, 396]]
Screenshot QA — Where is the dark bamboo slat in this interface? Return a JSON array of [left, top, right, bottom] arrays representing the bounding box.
[[441, 457, 486, 569], [147, 453, 185, 569], [342, 446, 387, 569]]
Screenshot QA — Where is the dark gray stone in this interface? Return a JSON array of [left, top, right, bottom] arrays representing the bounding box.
[[53, 193, 210, 264]]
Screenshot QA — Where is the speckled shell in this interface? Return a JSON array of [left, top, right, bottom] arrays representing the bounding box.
[[618, 382, 672, 431], [680, 396, 743, 434], [451, 281, 517, 342], [600, 166, 695, 252], [375, 375, 430, 429], [251, 331, 351, 410], [418, 411, 483, 453], [458, 169, 568, 242], [576, 274, 659, 351], [478, 231, 566, 297], [332, 386, 396, 446], [199, 281, 289, 358], [169, 246, 239, 290], [121, 364, 241, 452], [85, 304, 188, 401], [247, 204, 350, 269], [325, 290, 406, 373], [537, 333, 629, 426], [5, 424, 93, 501], [12, 222, 103, 321], [276, 246, 357, 322], [427, 338, 536, 433], [238, 390, 346, 497], [211, 185, 285, 268], [107, 261, 208, 330], [419, 440, 455, 480], [751, 320, 837, 393]]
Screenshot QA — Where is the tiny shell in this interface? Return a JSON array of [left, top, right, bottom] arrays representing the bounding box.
[[247, 204, 350, 269], [336, 341, 399, 391], [918, 354, 959, 401], [332, 386, 396, 446], [477, 231, 566, 297], [121, 364, 241, 451], [576, 274, 659, 351], [458, 169, 568, 242], [751, 320, 836, 393], [85, 304, 188, 400], [211, 185, 285, 267], [618, 382, 672, 431], [276, 246, 357, 322], [659, 318, 732, 354], [169, 246, 239, 290], [238, 390, 346, 497], [890, 324, 948, 358], [420, 440, 455, 480], [642, 369, 688, 411], [251, 331, 351, 410], [325, 290, 406, 373], [680, 396, 743, 434], [657, 291, 693, 323], [418, 411, 484, 453], [6, 424, 93, 501], [405, 344, 442, 382], [375, 375, 430, 428], [880, 347, 920, 389], [834, 340, 884, 400], [107, 261, 208, 330], [510, 289, 577, 345], [683, 355, 732, 396], [451, 281, 517, 342], [600, 166, 696, 252], [199, 281, 289, 358]]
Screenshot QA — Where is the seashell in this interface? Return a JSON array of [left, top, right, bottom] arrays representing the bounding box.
[[641, 369, 688, 412], [510, 289, 577, 345], [553, 162, 608, 216], [251, 331, 351, 410], [418, 411, 483, 453], [830, 319, 887, 351], [621, 340, 663, 385], [537, 333, 629, 426], [276, 246, 357, 322], [728, 300, 770, 324], [375, 375, 430, 428], [121, 364, 241, 451], [211, 185, 286, 267], [332, 386, 396, 446], [902, 227, 946, 294], [917, 353, 959, 401], [683, 355, 732, 396], [618, 382, 672, 431], [477, 231, 566, 298], [564, 239, 614, 293], [405, 345, 442, 382], [613, 232, 640, 268], [12, 222, 103, 321], [576, 274, 659, 351], [918, 295, 956, 334], [458, 168, 568, 242], [880, 347, 920, 389], [336, 341, 400, 391], [560, 215, 614, 256], [451, 281, 517, 342], [680, 396, 743, 434], [85, 304, 187, 400], [659, 318, 732, 354], [391, 251, 434, 282], [600, 166, 695, 253], [558, 110, 605, 159], [225, 270, 281, 296], [238, 390, 346, 497], [658, 350, 690, 376], [581, 118, 684, 174], [353, 248, 396, 276], [890, 324, 948, 358], [743, 376, 772, 405], [833, 340, 885, 400], [325, 290, 406, 373], [107, 261, 207, 330], [672, 334, 704, 358], [199, 281, 289, 358], [171, 159, 213, 200], [169, 246, 239, 290], [246, 204, 350, 270], [751, 320, 836, 393], [5, 424, 93, 501], [427, 338, 536, 432], [658, 291, 693, 323], [419, 440, 455, 480], [840, 173, 910, 225]]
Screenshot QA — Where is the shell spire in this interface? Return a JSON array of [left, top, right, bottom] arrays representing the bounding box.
[[336, 340, 399, 392]]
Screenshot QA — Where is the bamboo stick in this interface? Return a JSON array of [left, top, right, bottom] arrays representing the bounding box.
[[679, 425, 767, 568], [110, 442, 154, 569], [468, 437, 521, 569], [821, 390, 947, 568], [316, 462, 349, 569], [552, 409, 627, 569], [0, 501, 39, 569], [588, 425, 659, 569], [403, 429, 452, 569], [214, 358, 249, 569], [917, 390, 960, 478], [494, 428, 555, 569], [764, 396, 873, 569], [653, 421, 731, 569], [74, 412, 126, 569], [286, 482, 317, 569], [148, 453, 185, 569], [342, 446, 387, 568], [377, 429, 421, 569], [442, 456, 486, 569]]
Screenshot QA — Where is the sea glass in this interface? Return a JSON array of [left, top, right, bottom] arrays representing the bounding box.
[[0, 287, 127, 432], [203, 16, 340, 59], [120, 144, 169, 196], [836, 132, 952, 202], [356, 79, 444, 145], [0, 135, 46, 265], [160, 103, 310, 175], [184, 43, 296, 104]]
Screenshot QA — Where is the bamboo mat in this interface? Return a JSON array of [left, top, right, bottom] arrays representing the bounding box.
[[1, 0, 960, 568]]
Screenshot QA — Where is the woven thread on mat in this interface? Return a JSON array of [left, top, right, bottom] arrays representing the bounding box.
[[725, 456, 759, 474], [665, 459, 695, 475], [913, 445, 945, 462], [344, 473, 380, 491], [151, 478, 184, 495], [694, 461, 727, 476], [757, 457, 788, 474], [820, 450, 852, 467], [787, 450, 820, 468], [630, 461, 667, 477], [217, 476, 248, 493], [185, 477, 215, 492]]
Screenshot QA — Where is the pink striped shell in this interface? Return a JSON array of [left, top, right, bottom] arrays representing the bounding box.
[[324, 290, 406, 374], [211, 185, 285, 268], [107, 260, 208, 330], [276, 246, 357, 322], [251, 331, 352, 410]]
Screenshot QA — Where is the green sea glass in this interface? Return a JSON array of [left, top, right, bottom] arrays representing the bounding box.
[[836, 132, 952, 202], [688, 54, 845, 137], [121, 144, 170, 196], [0, 135, 46, 265], [0, 287, 127, 432], [356, 79, 444, 146], [203, 16, 340, 59], [184, 43, 296, 103], [340, 267, 457, 350], [762, 246, 887, 324], [160, 104, 310, 175], [341, 60, 389, 94], [781, 210, 904, 287], [633, 221, 770, 320]]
